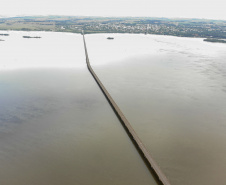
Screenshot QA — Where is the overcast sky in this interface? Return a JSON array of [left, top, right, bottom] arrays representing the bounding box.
[[1, 0, 226, 20]]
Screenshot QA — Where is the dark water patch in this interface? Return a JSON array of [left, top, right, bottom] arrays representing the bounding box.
[[0, 68, 157, 185]]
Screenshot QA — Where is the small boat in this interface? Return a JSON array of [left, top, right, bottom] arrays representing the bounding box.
[[107, 37, 114, 40]]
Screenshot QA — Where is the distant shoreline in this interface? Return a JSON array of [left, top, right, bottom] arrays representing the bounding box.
[[0, 16, 225, 40]]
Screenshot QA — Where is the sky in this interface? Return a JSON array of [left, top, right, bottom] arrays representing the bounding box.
[[1, 0, 226, 20]]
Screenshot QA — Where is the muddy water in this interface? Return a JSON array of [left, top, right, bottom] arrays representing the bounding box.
[[86, 34, 226, 185], [0, 32, 157, 185]]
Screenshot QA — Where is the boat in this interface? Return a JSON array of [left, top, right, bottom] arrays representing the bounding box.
[[107, 37, 114, 40]]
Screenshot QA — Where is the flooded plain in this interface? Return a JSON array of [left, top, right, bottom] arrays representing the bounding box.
[[1, 31, 226, 185], [86, 34, 226, 185], [0, 32, 157, 185]]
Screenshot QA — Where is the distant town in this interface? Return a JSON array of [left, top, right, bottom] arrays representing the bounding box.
[[0, 16, 226, 42]]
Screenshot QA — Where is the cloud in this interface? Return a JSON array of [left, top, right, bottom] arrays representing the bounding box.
[[0, 0, 226, 20]]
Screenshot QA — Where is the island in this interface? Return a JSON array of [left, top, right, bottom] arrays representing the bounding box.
[[23, 36, 41, 38], [0, 33, 9, 36], [204, 38, 226, 43]]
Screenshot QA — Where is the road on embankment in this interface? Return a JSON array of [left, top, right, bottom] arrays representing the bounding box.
[[82, 33, 171, 185]]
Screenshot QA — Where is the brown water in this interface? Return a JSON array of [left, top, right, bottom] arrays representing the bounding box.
[[2, 31, 226, 185], [0, 32, 157, 185], [0, 69, 158, 185], [86, 34, 226, 185]]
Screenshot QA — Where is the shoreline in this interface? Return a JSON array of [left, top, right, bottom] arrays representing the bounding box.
[[0, 29, 221, 40]]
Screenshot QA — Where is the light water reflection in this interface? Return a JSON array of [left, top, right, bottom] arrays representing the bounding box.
[[86, 34, 226, 185], [0, 32, 157, 185]]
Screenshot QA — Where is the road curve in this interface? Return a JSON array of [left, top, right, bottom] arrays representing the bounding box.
[[82, 33, 171, 185]]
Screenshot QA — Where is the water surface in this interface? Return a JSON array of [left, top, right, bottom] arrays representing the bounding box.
[[86, 33, 226, 185], [0, 31, 157, 185]]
